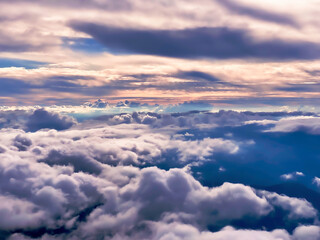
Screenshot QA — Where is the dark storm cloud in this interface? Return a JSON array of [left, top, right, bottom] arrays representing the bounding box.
[[216, 0, 299, 27], [69, 22, 320, 60]]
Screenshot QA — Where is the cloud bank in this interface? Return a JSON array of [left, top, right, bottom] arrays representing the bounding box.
[[0, 108, 319, 239]]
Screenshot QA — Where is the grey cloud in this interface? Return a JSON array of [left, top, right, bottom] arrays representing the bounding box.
[[13, 134, 32, 151], [276, 83, 320, 93], [69, 22, 320, 60], [216, 0, 299, 27], [39, 149, 103, 175], [26, 109, 76, 132], [0, 109, 76, 132]]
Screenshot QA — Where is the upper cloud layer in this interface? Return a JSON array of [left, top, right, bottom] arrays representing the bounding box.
[[70, 22, 320, 60], [216, 0, 298, 27]]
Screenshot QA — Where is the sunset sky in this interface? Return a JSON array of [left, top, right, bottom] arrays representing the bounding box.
[[1, 1, 320, 240], [1, 0, 320, 107], [0, 0, 320, 240]]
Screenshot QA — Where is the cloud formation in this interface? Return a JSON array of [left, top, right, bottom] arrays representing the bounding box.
[[216, 0, 298, 27], [0, 109, 319, 239], [70, 23, 320, 60]]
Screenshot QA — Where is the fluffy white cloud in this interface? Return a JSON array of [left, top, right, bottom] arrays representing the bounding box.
[[313, 177, 320, 188], [292, 225, 320, 240], [0, 110, 319, 239], [280, 172, 305, 181], [262, 191, 317, 219], [152, 224, 291, 240], [247, 116, 320, 134]]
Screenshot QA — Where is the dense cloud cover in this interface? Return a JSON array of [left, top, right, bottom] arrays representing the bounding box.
[[0, 108, 319, 239]]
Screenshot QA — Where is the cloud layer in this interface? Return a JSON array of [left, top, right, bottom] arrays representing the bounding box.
[[0, 108, 319, 239], [0, 0, 320, 105]]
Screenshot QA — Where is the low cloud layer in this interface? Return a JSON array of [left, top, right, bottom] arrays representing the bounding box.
[[0, 109, 319, 239]]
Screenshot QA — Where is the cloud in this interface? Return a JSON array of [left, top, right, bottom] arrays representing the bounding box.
[[293, 225, 320, 240], [313, 177, 320, 188], [0, 109, 318, 238], [26, 109, 76, 132], [247, 116, 320, 134], [152, 224, 291, 240], [280, 171, 305, 181], [84, 99, 109, 108], [0, 78, 34, 96], [1, 0, 132, 11], [0, 109, 76, 133], [262, 191, 317, 219], [216, 0, 298, 27], [69, 22, 320, 60], [276, 83, 320, 93], [174, 71, 225, 83], [13, 134, 32, 151]]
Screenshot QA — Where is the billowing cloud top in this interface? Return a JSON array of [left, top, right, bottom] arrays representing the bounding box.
[[0, 108, 320, 239]]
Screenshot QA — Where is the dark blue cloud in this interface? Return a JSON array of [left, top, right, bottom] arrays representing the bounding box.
[[69, 22, 320, 60], [216, 0, 299, 27], [0, 78, 33, 96], [276, 83, 320, 92]]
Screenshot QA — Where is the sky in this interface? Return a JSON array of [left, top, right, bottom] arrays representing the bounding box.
[[1, 0, 320, 107], [2, 1, 320, 240]]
